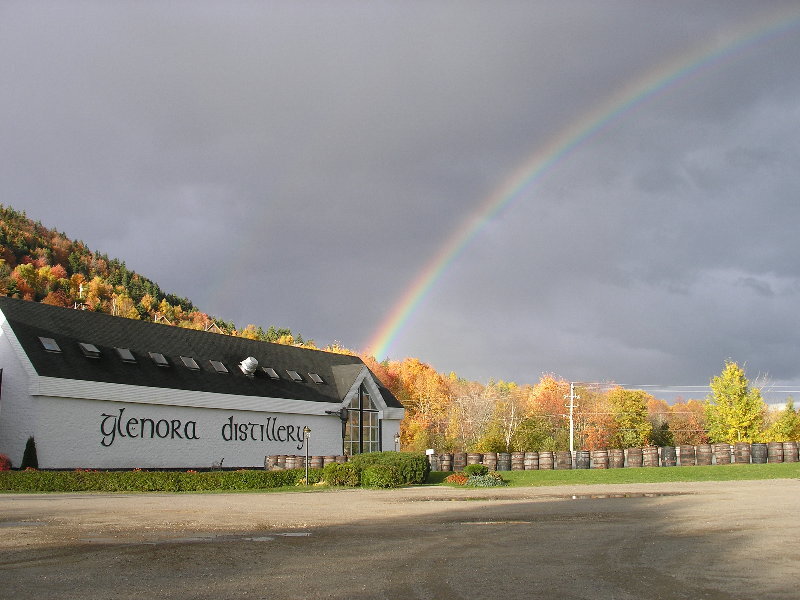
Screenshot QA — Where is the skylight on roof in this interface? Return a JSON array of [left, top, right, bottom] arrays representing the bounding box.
[[39, 337, 61, 353], [180, 356, 200, 370], [262, 367, 280, 379], [209, 360, 228, 374], [115, 347, 136, 363], [79, 342, 101, 359], [308, 372, 324, 384], [286, 370, 303, 382], [149, 352, 169, 367]]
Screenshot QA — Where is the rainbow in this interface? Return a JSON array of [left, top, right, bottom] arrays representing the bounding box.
[[365, 7, 800, 360]]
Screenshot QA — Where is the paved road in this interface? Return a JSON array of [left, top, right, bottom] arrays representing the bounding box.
[[2, 480, 798, 599]]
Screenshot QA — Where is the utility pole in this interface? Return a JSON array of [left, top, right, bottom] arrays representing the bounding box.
[[568, 382, 579, 454]]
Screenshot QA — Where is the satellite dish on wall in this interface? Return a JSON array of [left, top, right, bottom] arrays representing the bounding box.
[[239, 356, 259, 376]]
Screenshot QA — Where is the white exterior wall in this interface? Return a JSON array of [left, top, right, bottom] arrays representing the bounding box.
[[0, 328, 37, 467], [381, 418, 401, 452], [33, 398, 347, 469], [0, 312, 405, 469]]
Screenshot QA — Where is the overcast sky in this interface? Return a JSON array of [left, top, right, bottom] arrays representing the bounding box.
[[3, 2, 800, 399]]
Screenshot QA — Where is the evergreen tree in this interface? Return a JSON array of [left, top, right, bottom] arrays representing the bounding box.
[[20, 436, 38, 469]]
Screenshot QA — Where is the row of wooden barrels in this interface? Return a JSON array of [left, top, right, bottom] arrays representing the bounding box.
[[265, 455, 347, 470], [431, 441, 799, 471]]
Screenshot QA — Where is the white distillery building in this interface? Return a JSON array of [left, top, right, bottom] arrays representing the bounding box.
[[0, 297, 404, 469]]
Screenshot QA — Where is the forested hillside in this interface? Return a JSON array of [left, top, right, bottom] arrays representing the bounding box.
[[2, 205, 797, 452], [0, 205, 305, 344]]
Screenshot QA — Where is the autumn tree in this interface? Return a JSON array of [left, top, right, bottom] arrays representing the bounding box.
[[385, 358, 451, 451], [647, 398, 674, 447], [578, 388, 617, 450], [763, 399, 800, 442], [605, 387, 653, 448], [446, 379, 494, 451], [705, 361, 765, 443], [667, 399, 708, 445]]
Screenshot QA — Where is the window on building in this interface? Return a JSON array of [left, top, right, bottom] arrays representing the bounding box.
[[209, 360, 228, 374], [261, 367, 280, 379], [180, 356, 200, 370], [149, 352, 170, 367], [343, 383, 381, 455], [39, 337, 61, 353], [115, 347, 136, 363], [308, 372, 324, 384], [79, 342, 101, 359], [286, 370, 303, 382]]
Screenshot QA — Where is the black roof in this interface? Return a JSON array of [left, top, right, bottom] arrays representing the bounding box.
[[0, 297, 402, 408]]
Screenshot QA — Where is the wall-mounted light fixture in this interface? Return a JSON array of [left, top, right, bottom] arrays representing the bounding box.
[[303, 425, 311, 484]]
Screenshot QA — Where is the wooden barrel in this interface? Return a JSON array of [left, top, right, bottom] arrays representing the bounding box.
[[590, 449, 609, 469], [483, 452, 498, 471], [678, 445, 696, 466], [642, 446, 659, 467], [626, 447, 643, 468], [696, 444, 713, 466], [323, 455, 337, 466], [497, 452, 512, 471], [733, 443, 751, 464], [439, 453, 453, 472], [575, 450, 590, 469], [466, 453, 482, 465], [556, 450, 574, 470], [310, 456, 324, 469], [335, 455, 347, 464], [539, 451, 554, 470], [266, 455, 279, 470], [428, 454, 441, 471], [782, 441, 798, 463], [284, 455, 296, 469], [608, 449, 625, 468], [713, 444, 731, 465], [523, 451, 539, 470], [277, 454, 287, 469], [751, 443, 767, 464], [453, 452, 468, 472], [661, 446, 677, 467], [511, 452, 525, 470], [767, 442, 783, 463]]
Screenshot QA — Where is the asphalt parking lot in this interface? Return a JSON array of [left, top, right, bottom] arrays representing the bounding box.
[[2, 479, 798, 599]]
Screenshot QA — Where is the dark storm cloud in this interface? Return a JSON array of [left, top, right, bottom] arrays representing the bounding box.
[[2, 1, 799, 393]]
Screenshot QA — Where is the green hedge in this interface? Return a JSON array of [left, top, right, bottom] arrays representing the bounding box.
[[361, 464, 403, 488], [0, 468, 323, 493], [348, 451, 430, 484], [464, 464, 489, 476], [322, 462, 361, 487]]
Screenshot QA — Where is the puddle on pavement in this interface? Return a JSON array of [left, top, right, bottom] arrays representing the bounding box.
[[461, 521, 532, 525], [81, 531, 312, 545], [418, 491, 690, 503], [564, 492, 690, 500]]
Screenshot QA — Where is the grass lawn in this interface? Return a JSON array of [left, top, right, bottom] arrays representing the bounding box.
[[427, 462, 800, 487]]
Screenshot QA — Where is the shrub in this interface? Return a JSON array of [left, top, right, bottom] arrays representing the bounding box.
[[464, 464, 489, 476], [444, 473, 468, 485], [361, 464, 403, 488], [322, 462, 361, 487], [348, 451, 429, 484], [0, 468, 323, 493], [466, 472, 508, 487], [0, 454, 11, 471]]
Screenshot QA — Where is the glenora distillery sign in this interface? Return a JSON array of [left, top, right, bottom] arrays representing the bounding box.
[[99, 408, 310, 450]]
